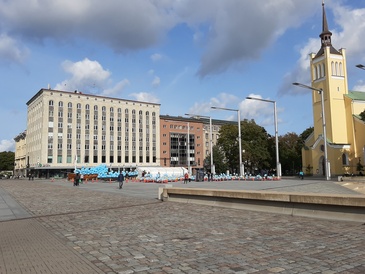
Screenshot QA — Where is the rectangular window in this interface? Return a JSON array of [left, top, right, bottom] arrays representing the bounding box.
[[84, 155, 89, 163], [67, 133, 72, 139], [47, 156, 53, 163], [57, 156, 62, 163], [67, 156, 72, 163], [58, 122, 63, 128]]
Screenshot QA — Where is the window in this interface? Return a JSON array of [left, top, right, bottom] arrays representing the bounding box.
[[68, 102, 72, 108], [58, 101, 63, 107], [77, 103, 81, 109], [85, 104, 90, 110], [49, 100, 54, 106]]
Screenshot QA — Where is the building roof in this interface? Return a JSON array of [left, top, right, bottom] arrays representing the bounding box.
[[26, 88, 161, 107], [345, 91, 365, 101], [160, 114, 236, 125]]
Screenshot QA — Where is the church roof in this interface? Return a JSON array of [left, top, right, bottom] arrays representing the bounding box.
[[346, 91, 365, 101]]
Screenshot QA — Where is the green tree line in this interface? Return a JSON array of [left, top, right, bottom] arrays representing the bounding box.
[[204, 120, 313, 176], [0, 151, 15, 171]]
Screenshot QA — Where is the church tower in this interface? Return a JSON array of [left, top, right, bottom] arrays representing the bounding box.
[[305, 1, 350, 176], [310, 1, 349, 144]]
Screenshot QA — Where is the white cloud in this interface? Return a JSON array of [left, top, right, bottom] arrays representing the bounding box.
[[240, 94, 283, 127], [102, 79, 130, 96], [0, 139, 15, 152], [151, 76, 160, 88], [188, 93, 239, 115], [0, 33, 29, 64], [54, 58, 132, 97], [353, 80, 365, 92], [129, 92, 160, 103], [151, 53, 162, 61]]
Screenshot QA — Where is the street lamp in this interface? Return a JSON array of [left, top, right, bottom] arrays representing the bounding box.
[[211, 106, 244, 177], [185, 113, 214, 174], [246, 96, 281, 178], [356, 64, 365, 70], [292, 82, 330, 180]]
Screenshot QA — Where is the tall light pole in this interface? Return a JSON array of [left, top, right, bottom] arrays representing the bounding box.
[[211, 106, 243, 177], [246, 96, 281, 178], [356, 64, 365, 70], [292, 82, 330, 180], [185, 113, 214, 174]]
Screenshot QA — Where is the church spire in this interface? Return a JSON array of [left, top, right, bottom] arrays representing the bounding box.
[[315, 1, 340, 57], [320, 0, 332, 47]]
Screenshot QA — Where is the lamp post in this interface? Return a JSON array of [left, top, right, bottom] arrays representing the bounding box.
[[292, 82, 330, 180], [185, 113, 214, 174], [246, 96, 281, 178], [211, 106, 243, 177], [356, 64, 365, 70]]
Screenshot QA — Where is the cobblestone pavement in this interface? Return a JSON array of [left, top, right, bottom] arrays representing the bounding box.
[[0, 179, 365, 273]]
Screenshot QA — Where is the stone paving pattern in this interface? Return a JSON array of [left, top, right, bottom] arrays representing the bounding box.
[[0, 179, 365, 273]]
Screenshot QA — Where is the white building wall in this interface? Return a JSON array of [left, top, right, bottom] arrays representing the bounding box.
[[26, 89, 160, 170]]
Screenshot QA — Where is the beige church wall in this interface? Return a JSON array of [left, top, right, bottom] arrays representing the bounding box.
[[328, 100, 348, 143], [301, 148, 313, 175], [352, 101, 365, 116], [353, 118, 365, 163]]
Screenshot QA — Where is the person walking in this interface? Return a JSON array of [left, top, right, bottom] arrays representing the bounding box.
[[299, 171, 304, 180], [117, 172, 124, 189]]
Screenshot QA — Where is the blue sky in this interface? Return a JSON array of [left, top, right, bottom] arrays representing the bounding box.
[[1, 0, 365, 152]]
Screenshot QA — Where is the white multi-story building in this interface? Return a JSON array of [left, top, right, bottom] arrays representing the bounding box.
[[25, 88, 160, 178]]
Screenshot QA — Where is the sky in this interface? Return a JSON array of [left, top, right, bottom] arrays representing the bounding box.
[[1, 0, 365, 152]]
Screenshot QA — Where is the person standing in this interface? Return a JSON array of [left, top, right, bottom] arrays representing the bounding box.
[[74, 173, 80, 186], [184, 172, 189, 184], [118, 172, 124, 189]]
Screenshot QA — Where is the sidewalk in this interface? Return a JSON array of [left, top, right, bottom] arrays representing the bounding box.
[[0, 178, 364, 273]]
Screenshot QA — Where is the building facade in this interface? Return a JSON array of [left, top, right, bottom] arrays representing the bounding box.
[[302, 2, 365, 176], [160, 115, 204, 175], [14, 131, 27, 177], [23, 88, 160, 178], [159, 115, 235, 175]]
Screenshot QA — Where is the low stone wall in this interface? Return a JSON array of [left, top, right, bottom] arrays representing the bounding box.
[[161, 187, 365, 223]]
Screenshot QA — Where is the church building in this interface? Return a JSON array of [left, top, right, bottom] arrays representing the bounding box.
[[302, 2, 365, 177]]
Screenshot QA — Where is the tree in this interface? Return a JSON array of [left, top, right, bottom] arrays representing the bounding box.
[[241, 119, 271, 174], [360, 110, 365, 121], [0, 151, 15, 171], [299, 126, 314, 147], [217, 119, 271, 175], [204, 145, 229, 174], [278, 132, 302, 175]]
